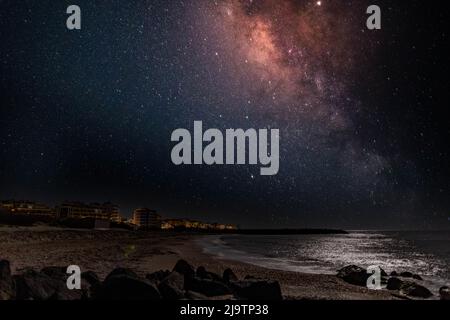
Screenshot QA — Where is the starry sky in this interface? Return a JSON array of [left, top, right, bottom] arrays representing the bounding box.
[[0, 0, 449, 229]]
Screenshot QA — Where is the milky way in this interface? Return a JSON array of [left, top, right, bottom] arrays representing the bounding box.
[[183, 0, 391, 207]]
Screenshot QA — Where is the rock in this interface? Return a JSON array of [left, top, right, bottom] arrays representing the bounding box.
[[187, 277, 232, 297], [196, 266, 222, 282], [173, 260, 195, 279], [396, 271, 423, 281], [196, 266, 208, 278], [14, 270, 61, 300], [387, 277, 403, 290], [104, 268, 138, 282], [231, 279, 282, 300], [412, 274, 423, 281], [146, 270, 170, 284], [379, 267, 388, 277], [400, 282, 433, 298], [185, 290, 209, 300], [41, 266, 68, 282], [94, 274, 161, 300], [157, 272, 185, 300], [0, 260, 15, 300], [79, 271, 100, 300], [439, 286, 450, 300], [387, 277, 432, 299], [81, 271, 100, 287], [390, 271, 398, 277], [223, 268, 238, 283], [337, 265, 369, 287], [15, 268, 83, 301], [399, 271, 414, 278], [49, 288, 83, 300]]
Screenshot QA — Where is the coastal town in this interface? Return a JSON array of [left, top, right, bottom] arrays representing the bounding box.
[[0, 199, 237, 232]]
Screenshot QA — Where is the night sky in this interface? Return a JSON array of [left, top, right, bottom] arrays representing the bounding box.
[[0, 0, 449, 229]]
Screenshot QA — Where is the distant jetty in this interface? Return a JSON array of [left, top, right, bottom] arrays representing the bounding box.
[[234, 229, 348, 235]]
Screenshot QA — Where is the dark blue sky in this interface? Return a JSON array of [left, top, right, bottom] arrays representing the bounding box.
[[0, 0, 449, 229]]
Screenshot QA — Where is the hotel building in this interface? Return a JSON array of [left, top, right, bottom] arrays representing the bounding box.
[[133, 208, 161, 230], [56, 201, 119, 220], [0, 200, 55, 217]]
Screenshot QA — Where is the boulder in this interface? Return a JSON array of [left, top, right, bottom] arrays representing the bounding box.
[[104, 268, 138, 282], [439, 286, 450, 300], [146, 270, 170, 284], [379, 267, 388, 277], [157, 272, 185, 300], [94, 274, 161, 300], [173, 260, 195, 279], [0, 260, 15, 300], [400, 282, 433, 298], [399, 271, 414, 278], [185, 290, 209, 300], [412, 274, 423, 281], [49, 288, 83, 300], [223, 268, 238, 283], [231, 279, 282, 300], [81, 271, 100, 287], [187, 277, 232, 297], [41, 266, 68, 281], [79, 271, 101, 300], [14, 270, 61, 300], [393, 271, 422, 281], [387, 277, 403, 290], [196, 266, 222, 282], [337, 265, 369, 287], [15, 268, 83, 301]]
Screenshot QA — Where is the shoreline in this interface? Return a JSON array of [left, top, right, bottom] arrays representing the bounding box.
[[176, 234, 399, 300], [0, 227, 404, 300]]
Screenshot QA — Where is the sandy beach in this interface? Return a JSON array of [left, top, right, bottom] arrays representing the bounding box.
[[0, 226, 400, 300]]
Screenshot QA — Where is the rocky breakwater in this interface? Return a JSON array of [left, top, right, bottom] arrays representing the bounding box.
[[0, 259, 283, 300]]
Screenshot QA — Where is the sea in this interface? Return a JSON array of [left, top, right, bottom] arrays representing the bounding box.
[[198, 230, 450, 293]]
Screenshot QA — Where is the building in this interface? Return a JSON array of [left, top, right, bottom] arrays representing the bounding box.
[[0, 200, 55, 217], [56, 202, 118, 220], [133, 208, 161, 230], [92, 202, 121, 222]]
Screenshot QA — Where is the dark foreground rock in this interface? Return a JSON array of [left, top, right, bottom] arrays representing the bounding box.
[[439, 286, 450, 300], [337, 265, 369, 286], [387, 277, 403, 290], [400, 282, 433, 298], [387, 277, 432, 298], [173, 259, 195, 279], [94, 273, 161, 300], [196, 266, 222, 282], [14, 269, 81, 300], [187, 277, 232, 297], [104, 268, 139, 282], [157, 271, 185, 299], [223, 268, 238, 283], [231, 279, 283, 300], [81, 271, 100, 287], [146, 270, 171, 284], [0, 260, 15, 300]]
